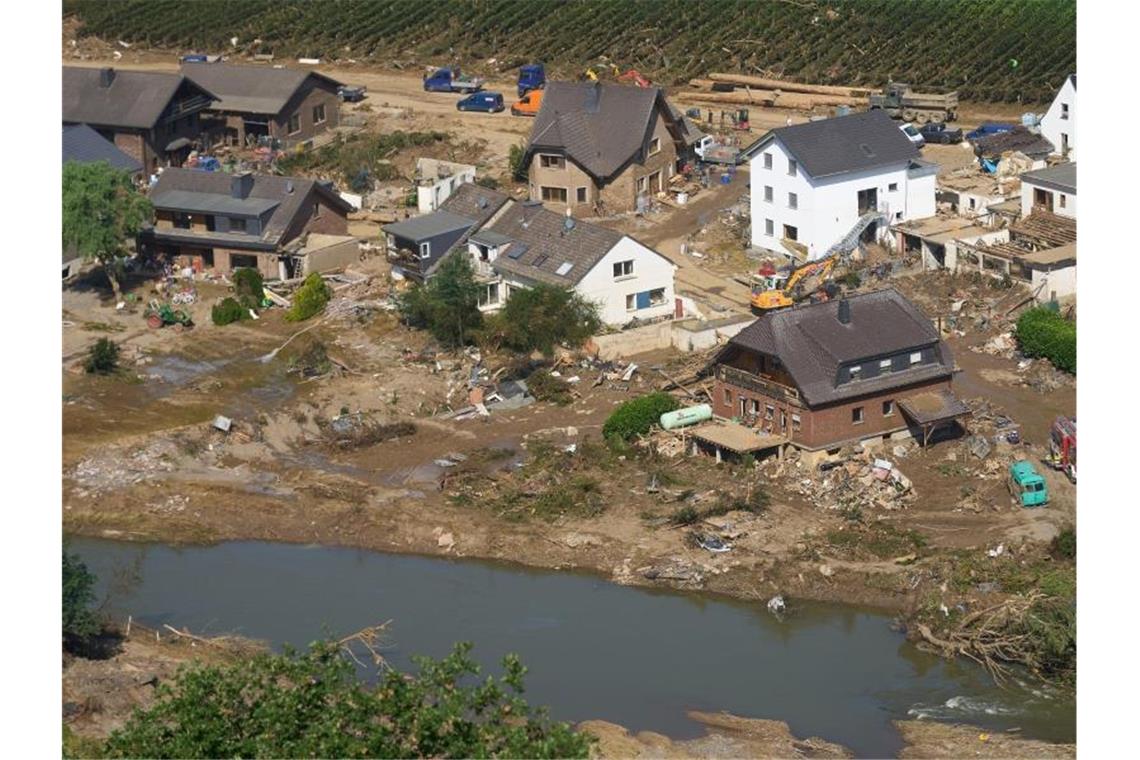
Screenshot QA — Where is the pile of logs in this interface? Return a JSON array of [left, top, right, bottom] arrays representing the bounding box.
[[686, 72, 876, 110]]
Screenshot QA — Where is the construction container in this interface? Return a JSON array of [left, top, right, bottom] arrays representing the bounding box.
[[660, 404, 713, 430]]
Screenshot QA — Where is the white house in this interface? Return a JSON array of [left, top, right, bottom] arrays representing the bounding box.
[[1019, 163, 1076, 220], [743, 110, 937, 261], [1039, 75, 1075, 161], [415, 158, 476, 213], [465, 202, 677, 326]]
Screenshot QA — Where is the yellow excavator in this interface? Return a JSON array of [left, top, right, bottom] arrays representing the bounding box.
[[750, 256, 839, 313]]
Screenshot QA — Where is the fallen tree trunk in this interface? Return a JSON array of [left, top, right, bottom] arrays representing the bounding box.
[[708, 72, 876, 98], [682, 88, 863, 109]]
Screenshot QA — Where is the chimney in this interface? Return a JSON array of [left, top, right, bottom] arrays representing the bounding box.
[[230, 171, 254, 199], [98, 67, 116, 88], [837, 298, 851, 325], [584, 81, 601, 113]]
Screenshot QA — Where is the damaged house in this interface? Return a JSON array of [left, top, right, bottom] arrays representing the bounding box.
[[1020, 162, 1076, 219], [139, 168, 355, 279], [519, 81, 689, 215], [710, 288, 968, 459], [181, 62, 343, 148], [63, 66, 218, 172], [950, 209, 1076, 304], [742, 110, 937, 260]]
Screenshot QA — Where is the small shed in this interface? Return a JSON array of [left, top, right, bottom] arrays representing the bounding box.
[[898, 388, 971, 446], [293, 234, 360, 276]]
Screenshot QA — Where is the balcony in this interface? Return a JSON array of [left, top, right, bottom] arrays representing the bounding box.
[[473, 258, 496, 278], [717, 365, 800, 402]]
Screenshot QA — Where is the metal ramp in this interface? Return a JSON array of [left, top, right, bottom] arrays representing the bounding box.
[[822, 210, 887, 260]]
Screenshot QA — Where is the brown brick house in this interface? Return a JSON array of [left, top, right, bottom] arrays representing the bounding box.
[[181, 63, 342, 149], [710, 289, 969, 455], [519, 82, 688, 216], [63, 67, 218, 172], [138, 168, 354, 280]]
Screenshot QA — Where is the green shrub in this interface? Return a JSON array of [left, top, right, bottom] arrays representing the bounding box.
[[668, 505, 700, 526], [84, 337, 120, 374], [231, 267, 264, 311], [527, 369, 572, 405], [602, 392, 680, 441], [63, 550, 100, 649], [286, 273, 332, 322], [841, 271, 861, 289], [211, 297, 247, 326], [1015, 307, 1076, 373], [1051, 527, 1076, 560]]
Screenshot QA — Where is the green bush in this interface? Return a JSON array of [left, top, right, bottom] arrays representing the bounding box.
[[1015, 307, 1076, 374], [602, 392, 680, 441], [1051, 527, 1076, 560], [211, 297, 247, 326], [286, 273, 332, 322], [63, 550, 99, 650], [231, 267, 264, 311], [84, 337, 120, 374], [527, 369, 573, 405]]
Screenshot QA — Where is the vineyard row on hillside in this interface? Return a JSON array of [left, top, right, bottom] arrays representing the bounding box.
[[65, 0, 1076, 104]]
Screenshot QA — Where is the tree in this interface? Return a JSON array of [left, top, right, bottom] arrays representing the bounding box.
[[63, 550, 99, 650], [285, 272, 332, 322], [482, 284, 601, 356], [105, 641, 591, 758], [397, 254, 483, 347], [62, 161, 152, 303], [508, 142, 526, 179], [84, 337, 121, 374]]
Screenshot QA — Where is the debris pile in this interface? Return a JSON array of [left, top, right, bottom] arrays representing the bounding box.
[[761, 444, 917, 513]]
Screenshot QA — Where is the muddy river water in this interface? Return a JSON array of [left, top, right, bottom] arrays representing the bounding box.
[[70, 536, 1074, 757]]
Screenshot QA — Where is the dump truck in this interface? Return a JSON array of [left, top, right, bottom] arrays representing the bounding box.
[[517, 63, 545, 97], [1048, 416, 1076, 483], [423, 67, 484, 93], [1008, 460, 1048, 508], [869, 82, 959, 123]]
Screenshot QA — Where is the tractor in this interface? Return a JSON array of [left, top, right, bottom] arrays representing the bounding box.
[[144, 299, 193, 331]]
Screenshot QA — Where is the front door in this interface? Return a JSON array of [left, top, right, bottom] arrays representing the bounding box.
[[857, 187, 878, 215], [1034, 187, 1054, 212], [649, 171, 662, 194]]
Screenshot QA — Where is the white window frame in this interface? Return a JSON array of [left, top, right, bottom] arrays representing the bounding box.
[[763, 152, 773, 170], [765, 218, 774, 236], [648, 136, 661, 156], [636, 176, 648, 194], [879, 358, 891, 370], [787, 158, 797, 177], [648, 287, 666, 306], [418, 242, 431, 259], [910, 351, 922, 365], [312, 103, 326, 125], [626, 293, 637, 312], [787, 192, 798, 210], [852, 406, 865, 425], [849, 365, 861, 380], [882, 400, 895, 417], [791, 413, 802, 431], [764, 185, 773, 203], [287, 112, 301, 135], [541, 186, 568, 203], [539, 154, 565, 170], [613, 260, 634, 280]]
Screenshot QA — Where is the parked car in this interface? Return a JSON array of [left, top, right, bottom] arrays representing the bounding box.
[[966, 122, 1016, 142], [338, 85, 367, 102], [511, 88, 543, 116], [919, 122, 963, 144], [899, 122, 925, 148], [423, 66, 484, 93], [457, 91, 504, 113], [1008, 460, 1048, 508]]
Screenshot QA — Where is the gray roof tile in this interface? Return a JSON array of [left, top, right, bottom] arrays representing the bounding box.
[[62, 124, 143, 173], [181, 62, 342, 115], [63, 67, 215, 129], [746, 110, 919, 178], [1020, 162, 1076, 193], [486, 203, 624, 286], [382, 210, 476, 241]]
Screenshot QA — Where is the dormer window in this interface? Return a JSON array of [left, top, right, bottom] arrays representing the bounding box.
[[910, 351, 922, 365], [419, 242, 431, 259], [648, 137, 661, 156]]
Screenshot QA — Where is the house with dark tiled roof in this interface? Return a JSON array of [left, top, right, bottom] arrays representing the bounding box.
[[63, 67, 218, 172], [740, 110, 937, 260], [138, 168, 354, 279], [520, 82, 689, 215], [181, 62, 343, 148], [62, 124, 143, 176], [711, 288, 968, 454]]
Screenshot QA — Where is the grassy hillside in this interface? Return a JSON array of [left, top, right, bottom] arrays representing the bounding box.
[[65, 0, 1075, 104]]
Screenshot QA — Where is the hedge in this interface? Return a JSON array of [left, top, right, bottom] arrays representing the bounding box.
[[211, 297, 247, 326], [1015, 307, 1075, 374], [602, 392, 680, 441]]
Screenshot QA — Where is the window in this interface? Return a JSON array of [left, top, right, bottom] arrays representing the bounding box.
[[969, 197, 977, 210], [1061, 103, 1069, 120], [478, 282, 499, 307], [910, 351, 922, 365], [764, 404, 775, 420], [173, 212, 191, 229], [626, 293, 637, 311], [787, 192, 798, 209], [1059, 194, 1067, 209], [888, 182, 898, 192], [287, 112, 301, 134], [636, 176, 648, 194], [783, 224, 798, 241], [852, 407, 865, 424], [765, 218, 774, 236], [418, 242, 431, 259], [764, 185, 773, 203], [763, 152, 773, 170], [791, 413, 802, 431], [750, 399, 760, 414], [648, 288, 667, 306], [541, 186, 568, 203], [230, 217, 247, 233], [577, 186, 588, 203], [539, 154, 565, 169], [879, 358, 892, 370], [648, 137, 661, 156], [882, 400, 895, 417], [787, 158, 797, 176], [312, 103, 326, 124], [849, 365, 862, 380], [613, 260, 634, 278], [724, 388, 732, 404]]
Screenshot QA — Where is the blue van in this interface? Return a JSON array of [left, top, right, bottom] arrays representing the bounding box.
[[457, 92, 505, 113]]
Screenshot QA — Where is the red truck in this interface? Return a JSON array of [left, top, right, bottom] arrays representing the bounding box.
[[1049, 416, 1076, 483]]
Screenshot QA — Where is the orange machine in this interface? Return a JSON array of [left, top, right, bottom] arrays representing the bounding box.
[[750, 257, 838, 313], [511, 88, 544, 116]]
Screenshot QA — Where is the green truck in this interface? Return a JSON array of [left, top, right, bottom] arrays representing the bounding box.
[[1008, 460, 1048, 508]]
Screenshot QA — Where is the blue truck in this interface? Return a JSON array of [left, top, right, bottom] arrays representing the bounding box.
[[423, 67, 484, 93], [517, 64, 545, 98], [457, 92, 504, 113]]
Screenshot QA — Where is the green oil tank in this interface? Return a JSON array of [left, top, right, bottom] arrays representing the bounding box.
[[660, 404, 713, 430]]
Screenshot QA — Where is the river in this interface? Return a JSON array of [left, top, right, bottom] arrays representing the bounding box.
[[70, 536, 1074, 758]]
